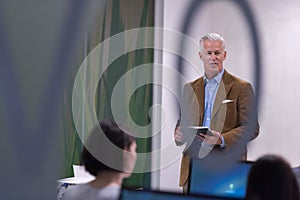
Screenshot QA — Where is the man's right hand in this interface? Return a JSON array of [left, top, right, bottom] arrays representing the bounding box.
[[174, 126, 184, 145]]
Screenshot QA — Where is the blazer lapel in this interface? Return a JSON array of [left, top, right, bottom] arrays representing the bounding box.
[[211, 70, 233, 118], [194, 78, 205, 125]]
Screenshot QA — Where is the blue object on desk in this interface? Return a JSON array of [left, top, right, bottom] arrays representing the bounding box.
[[188, 159, 252, 199]]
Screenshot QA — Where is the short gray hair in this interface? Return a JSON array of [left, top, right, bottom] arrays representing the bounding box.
[[199, 33, 225, 51]]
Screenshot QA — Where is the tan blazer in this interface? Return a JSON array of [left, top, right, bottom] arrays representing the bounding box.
[[177, 70, 259, 186]]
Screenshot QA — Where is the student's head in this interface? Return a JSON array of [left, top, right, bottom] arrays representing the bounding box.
[[246, 154, 299, 200], [81, 120, 137, 177]]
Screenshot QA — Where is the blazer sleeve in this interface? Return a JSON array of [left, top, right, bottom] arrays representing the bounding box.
[[222, 82, 259, 149]]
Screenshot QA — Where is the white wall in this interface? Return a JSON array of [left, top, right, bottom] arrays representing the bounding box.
[[157, 0, 300, 192], [246, 0, 300, 166]]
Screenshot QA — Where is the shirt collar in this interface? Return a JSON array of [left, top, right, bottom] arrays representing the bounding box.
[[204, 68, 224, 84]]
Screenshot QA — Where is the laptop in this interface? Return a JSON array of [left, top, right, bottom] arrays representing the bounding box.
[[293, 166, 300, 191], [119, 188, 242, 200], [188, 158, 252, 199]]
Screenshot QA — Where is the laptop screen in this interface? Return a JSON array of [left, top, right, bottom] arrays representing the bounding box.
[[120, 188, 242, 200], [188, 159, 252, 199]]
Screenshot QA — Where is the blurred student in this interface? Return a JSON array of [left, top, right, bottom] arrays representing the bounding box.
[[62, 120, 137, 200], [246, 154, 299, 200]]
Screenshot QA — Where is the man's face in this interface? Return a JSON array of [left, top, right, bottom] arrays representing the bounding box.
[[199, 40, 227, 79]]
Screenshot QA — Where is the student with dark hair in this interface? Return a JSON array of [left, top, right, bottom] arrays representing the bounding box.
[[62, 120, 137, 200], [246, 154, 299, 200]]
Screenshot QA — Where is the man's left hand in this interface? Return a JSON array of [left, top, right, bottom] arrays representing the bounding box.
[[196, 130, 222, 146]]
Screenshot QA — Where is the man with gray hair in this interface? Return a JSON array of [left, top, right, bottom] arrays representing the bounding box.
[[174, 33, 259, 192]]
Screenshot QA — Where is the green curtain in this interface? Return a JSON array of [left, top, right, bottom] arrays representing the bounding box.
[[61, 0, 154, 189]]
